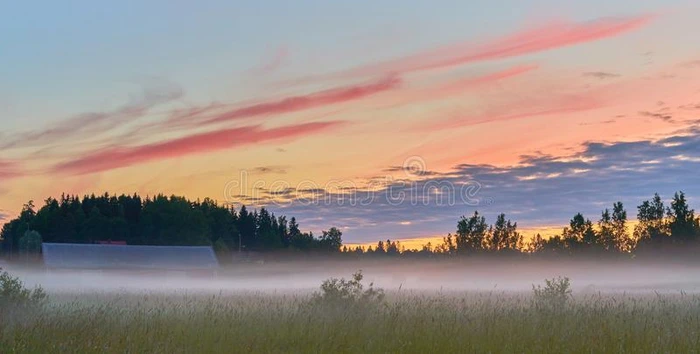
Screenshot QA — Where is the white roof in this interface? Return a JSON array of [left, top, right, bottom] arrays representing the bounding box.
[[42, 243, 219, 270]]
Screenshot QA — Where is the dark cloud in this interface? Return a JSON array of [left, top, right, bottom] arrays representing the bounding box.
[[679, 103, 700, 111], [583, 72, 621, 79], [250, 166, 289, 175], [251, 130, 700, 243], [639, 110, 674, 123], [578, 119, 616, 126], [296, 188, 327, 194], [383, 166, 441, 176], [264, 188, 296, 197]]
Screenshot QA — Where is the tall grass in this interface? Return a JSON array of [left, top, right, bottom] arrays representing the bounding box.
[[2, 290, 700, 353]]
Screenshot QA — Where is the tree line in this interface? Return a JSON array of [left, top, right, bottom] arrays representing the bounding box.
[[341, 191, 700, 257], [0, 193, 342, 256], [2, 191, 700, 259]]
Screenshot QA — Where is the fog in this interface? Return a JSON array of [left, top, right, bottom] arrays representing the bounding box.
[[5, 259, 700, 296]]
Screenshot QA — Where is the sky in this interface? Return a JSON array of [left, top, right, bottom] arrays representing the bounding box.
[[2, 0, 700, 247]]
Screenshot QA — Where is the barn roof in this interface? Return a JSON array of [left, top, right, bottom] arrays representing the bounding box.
[[42, 243, 219, 270]]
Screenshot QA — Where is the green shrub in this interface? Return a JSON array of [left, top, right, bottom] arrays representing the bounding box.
[[311, 270, 385, 309], [532, 276, 572, 309], [0, 268, 47, 311]]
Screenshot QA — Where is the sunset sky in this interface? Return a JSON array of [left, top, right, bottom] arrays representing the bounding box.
[[2, 1, 700, 247]]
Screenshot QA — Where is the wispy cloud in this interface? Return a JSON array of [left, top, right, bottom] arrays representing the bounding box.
[[0, 160, 21, 179], [199, 75, 401, 126], [639, 110, 674, 123], [447, 65, 539, 88], [285, 14, 655, 85], [250, 165, 289, 175], [53, 121, 345, 175], [427, 89, 607, 131], [252, 47, 289, 75], [2, 79, 183, 150], [679, 103, 700, 111], [168, 65, 532, 133], [583, 72, 621, 79], [371, 64, 538, 111]]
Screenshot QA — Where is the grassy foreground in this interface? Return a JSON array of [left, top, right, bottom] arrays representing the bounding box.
[[2, 291, 700, 353]]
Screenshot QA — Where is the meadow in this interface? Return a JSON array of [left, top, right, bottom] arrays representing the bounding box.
[[2, 283, 700, 353]]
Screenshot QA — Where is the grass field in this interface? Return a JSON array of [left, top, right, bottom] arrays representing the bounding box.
[[2, 289, 700, 353]]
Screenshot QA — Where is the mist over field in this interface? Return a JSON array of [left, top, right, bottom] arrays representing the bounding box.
[[6, 259, 700, 295]]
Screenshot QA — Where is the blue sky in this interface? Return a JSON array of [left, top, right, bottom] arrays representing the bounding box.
[[3, 0, 694, 127]]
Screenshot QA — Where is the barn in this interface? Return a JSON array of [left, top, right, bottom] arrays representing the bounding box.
[[41, 243, 219, 276]]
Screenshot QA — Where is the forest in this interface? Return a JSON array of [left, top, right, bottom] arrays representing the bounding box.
[[0, 194, 342, 256], [1, 191, 699, 258]]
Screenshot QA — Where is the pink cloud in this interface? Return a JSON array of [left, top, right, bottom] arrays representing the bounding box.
[[285, 14, 655, 85], [53, 121, 345, 175], [425, 90, 607, 131], [396, 64, 538, 103], [370, 64, 538, 112], [72, 76, 399, 151], [445, 65, 539, 89], [0, 160, 21, 180], [200, 75, 401, 125]]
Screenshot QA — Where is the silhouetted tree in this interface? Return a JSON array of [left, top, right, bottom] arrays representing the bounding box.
[[385, 239, 402, 255], [290, 231, 316, 250], [256, 208, 284, 249], [598, 209, 616, 251], [562, 213, 598, 252], [0, 193, 340, 257], [597, 203, 628, 252], [320, 227, 343, 252], [376, 240, 386, 254], [236, 205, 257, 250], [611, 202, 630, 251], [528, 233, 545, 253], [456, 211, 488, 254], [19, 230, 42, 254], [542, 235, 568, 254], [1, 200, 36, 254], [421, 242, 433, 254], [666, 191, 700, 243], [5, 191, 700, 259], [287, 217, 303, 249], [634, 193, 669, 246], [487, 214, 522, 252], [436, 234, 456, 254]]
